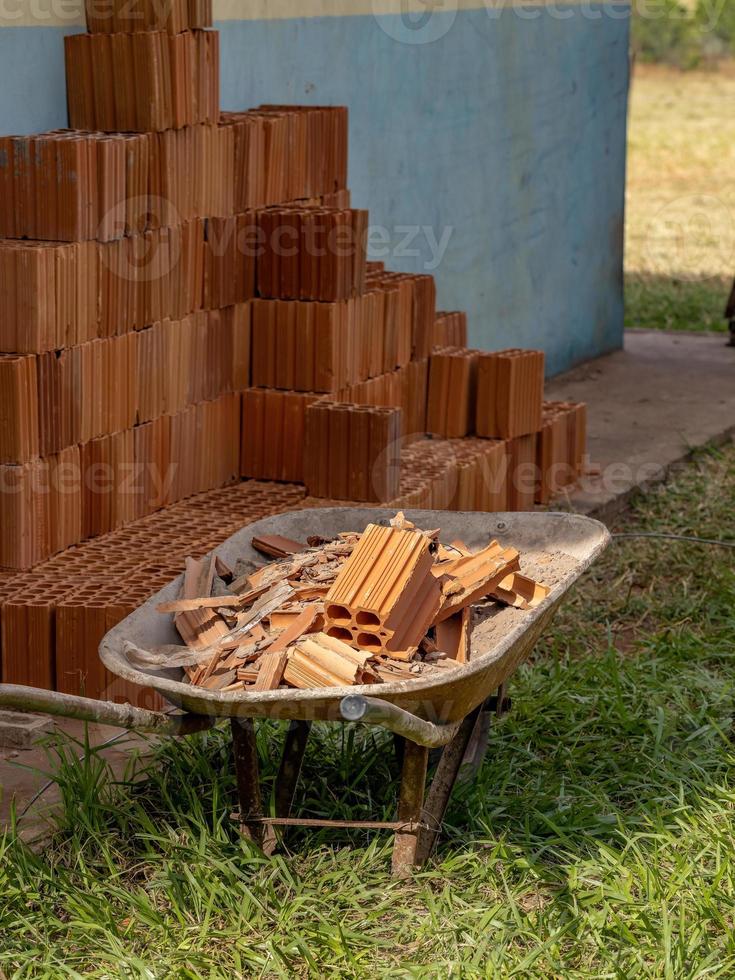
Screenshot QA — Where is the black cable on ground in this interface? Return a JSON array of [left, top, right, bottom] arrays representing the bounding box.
[[612, 532, 735, 549]]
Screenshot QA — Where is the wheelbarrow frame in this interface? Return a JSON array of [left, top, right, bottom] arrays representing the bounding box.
[[0, 508, 610, 875]]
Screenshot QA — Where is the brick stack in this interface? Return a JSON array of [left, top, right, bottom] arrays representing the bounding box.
[[220, 106, 349, 211], [0, 4, 355, 572], [65, 31, 220, 132], [306, 339, 588, 513], [426, 348, 479, 438], [0, 0, 590, 703], [83, 0, 213, 34], [0, 480, 305, 699], [303, 403, 401, 503], [432, 311, 468, 350], [536, 401, 588, 505]]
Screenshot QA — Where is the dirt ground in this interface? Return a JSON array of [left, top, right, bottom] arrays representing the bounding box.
[[626, 63, 735, 279]]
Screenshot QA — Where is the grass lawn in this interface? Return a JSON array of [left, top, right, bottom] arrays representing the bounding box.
[[625, 64, 735, 332], [1, 441, 734, 977], [625, 272, 731, 333]]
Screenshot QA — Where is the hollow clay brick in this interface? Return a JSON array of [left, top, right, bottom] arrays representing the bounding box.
[[325, 524, 442, 654], [476, 349, 545, 440]]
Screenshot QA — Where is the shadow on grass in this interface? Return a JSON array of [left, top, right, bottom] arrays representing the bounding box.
[[114, 624, 733, 864]]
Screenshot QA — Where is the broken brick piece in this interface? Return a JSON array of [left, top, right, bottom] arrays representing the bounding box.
[[491, 573, 550, 610], [434, 540, 520, 622], [434, 605, 472, 664], [253, 650, 289, 691], [284, 632, 378, 689]]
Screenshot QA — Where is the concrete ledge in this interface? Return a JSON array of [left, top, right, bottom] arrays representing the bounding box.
[[0, 710, 53, 750], [546, 329, 735, 522]]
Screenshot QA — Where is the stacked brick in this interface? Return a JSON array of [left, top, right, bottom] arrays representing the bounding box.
[[0, 480, 305, 700], [536, 402, 588, 504], [250, 286, 413, 394], [476, 349, 546, 440], [396, 438, 509, 512], [304, 338, 589, 513], [0, 2, 356, 573], [0, 393, 242, 570], [303, 403, 401, 503], [221, 106, 349, 211], [65, 30, 220, 132], [255, 207, 368, 301], [0, 300, 250, 569], [240, 390, 321, 485], [364, 267, 436, 361], [334, 358, 430, 442], [432, 311, 468, 350], [0, 0, 591, 703], [84, 0, 213, 35], [426, 348, 479, 438]]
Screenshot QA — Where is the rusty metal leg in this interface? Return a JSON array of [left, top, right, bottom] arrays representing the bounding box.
[[263, 720, 312, 856], [275, 720, 312, 817], [392, 732, 405, 772], [415, 705, 484, 866], [462, 685, 512, 778], [461, 709, 491, 778], [231, 718, 267, 849], [391, 740, 429, 878]]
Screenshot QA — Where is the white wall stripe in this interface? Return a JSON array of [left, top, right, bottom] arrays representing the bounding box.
[[0, 0, 628, 29]]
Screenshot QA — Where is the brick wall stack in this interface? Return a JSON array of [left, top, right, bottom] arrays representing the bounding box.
[[0, 0, 589, 701]]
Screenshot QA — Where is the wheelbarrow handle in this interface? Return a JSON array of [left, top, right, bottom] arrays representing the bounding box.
[[340, 695, 462, 748], [0, 684, 214, 737]]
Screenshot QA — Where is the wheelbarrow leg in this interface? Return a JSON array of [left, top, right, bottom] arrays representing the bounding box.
[[266, 720, 312, 856], [231, 718, 272, 850], [275, 720, 312, 817], [392, 732, 405, 772], [462, 684, 512, 779], [415, 705, 484, 866], [392, 739, 429, 878]]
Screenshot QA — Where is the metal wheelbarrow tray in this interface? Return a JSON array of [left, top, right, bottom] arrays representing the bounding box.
[[102, 508, 609, 724], [3, 508, 610, 874], [103, 507, 609, 873]]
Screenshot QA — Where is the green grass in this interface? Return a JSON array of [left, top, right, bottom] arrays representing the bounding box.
[[625, 272, 731, 332], [1, 443, 735, 977]]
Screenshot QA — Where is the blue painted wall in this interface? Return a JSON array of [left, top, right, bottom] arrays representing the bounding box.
[[0, 7, 630, 375], [0, 26, 76, 136]]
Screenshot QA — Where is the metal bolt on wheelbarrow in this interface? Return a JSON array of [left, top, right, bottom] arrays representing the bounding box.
[[0, 509, 609, 876]]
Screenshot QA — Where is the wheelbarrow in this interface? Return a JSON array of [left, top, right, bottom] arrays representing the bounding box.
[[0, 508, 610, 875]]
